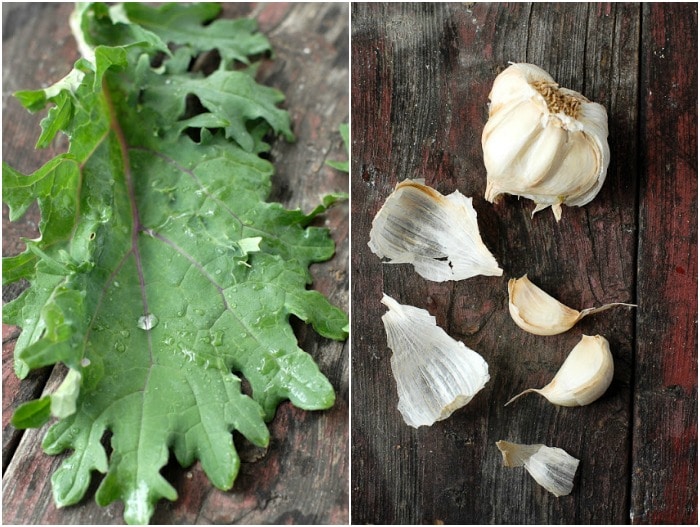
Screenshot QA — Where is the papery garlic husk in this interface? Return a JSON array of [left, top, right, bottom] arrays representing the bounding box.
[[506, 334, 613, 407], [496, 440, 579, 497], [380, 294, 490, 428], [482, 63, 610, 221], [508, 274, 636, 336], [368, 179, 503, 281]]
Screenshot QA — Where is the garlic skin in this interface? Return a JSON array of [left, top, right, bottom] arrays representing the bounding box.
[[380, 294, 490, 428], [506, 334, 613, 407], [368, 179, 503, 281], [482, 63, 610, 221], [508, 274, 636, 336], [496, 440, 579, 497]]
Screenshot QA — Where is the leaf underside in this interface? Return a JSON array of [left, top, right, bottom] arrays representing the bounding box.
[[3, 3, 347, 524]]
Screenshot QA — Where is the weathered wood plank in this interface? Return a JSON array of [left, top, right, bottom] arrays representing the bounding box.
[[2, 3, 348, 524], [632, 3, 698, 524], [351, 3, 640, 523]]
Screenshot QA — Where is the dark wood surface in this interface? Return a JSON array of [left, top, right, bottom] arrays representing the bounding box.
[[351, 2, 696, 525], [2, 3, 348, 524]]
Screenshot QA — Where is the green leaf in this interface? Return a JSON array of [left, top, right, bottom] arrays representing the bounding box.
[[326, 122, 349, 172], [3, 3, 347, 524], [121, 2, 272, 67], [12, 396, 52, 429]]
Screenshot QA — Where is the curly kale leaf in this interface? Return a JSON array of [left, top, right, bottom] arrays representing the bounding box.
[[3, 3, 347, 524]]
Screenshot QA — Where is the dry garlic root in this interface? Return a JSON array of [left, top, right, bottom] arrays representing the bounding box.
[[368, 179, 502, 281], [508, 274, 636, 336], [496, 440, 579, 497], [380, 294, 490, 428], [506, 334, 613, 407], [482, 63, 610, 221]]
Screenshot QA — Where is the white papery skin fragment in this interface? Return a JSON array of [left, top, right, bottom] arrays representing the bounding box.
[[368, 179, 502, 281], [380, 294, 490, 428], [482, 63, 610, 221], [496, 440, 580, 497]]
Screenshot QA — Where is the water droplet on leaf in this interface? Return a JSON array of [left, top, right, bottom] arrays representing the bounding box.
[[137, 313, 159, 331], [211, 331, 224, 346]]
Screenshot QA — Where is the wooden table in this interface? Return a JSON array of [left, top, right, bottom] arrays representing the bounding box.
[[2, 3, 348, 524], [351, 3, 696, 524]]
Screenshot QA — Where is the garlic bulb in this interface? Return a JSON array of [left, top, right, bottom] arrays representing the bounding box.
[[496, 440, 579, 497], [509, 274, 636, 336], [482, 63, 610, 221], [506, 334, 613, 407], [368, 179, 502, 281], [380, 294, 490, 428]]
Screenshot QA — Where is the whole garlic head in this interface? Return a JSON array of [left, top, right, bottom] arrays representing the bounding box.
[[482, 63, 610, 221]]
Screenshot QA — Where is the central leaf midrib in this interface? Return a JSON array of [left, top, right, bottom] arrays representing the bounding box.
[[104, 77, 160, 494]]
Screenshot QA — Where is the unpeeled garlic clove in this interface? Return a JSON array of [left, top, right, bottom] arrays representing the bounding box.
[[368, 179, 503, 281], [496, 440, 579, 497], [506, 334, 613, 407], [380, 294, 490, 428], [482, 63, 610, 221], [508, 274, 635, 336]]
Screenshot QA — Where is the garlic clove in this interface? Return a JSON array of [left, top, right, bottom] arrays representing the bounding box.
[[482, 63, 610, 221], [505, 334, 614, 407], [496, 440, 579, 497], [508, 274, 636, 336], [380, 294, 490, 428], [368, 179, 503, 282]]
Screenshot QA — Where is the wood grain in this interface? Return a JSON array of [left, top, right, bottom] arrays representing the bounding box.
[[2, 3, 348, 524], [632, 3, 698, 524], [351, 2, 695, 524]]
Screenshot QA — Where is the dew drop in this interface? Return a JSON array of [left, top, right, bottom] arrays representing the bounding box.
[[211, 331, 224, 346], [178, 342, 195, 362], [120, 330, 130, 338], [80, 358, 91, 367], [194, 308, 205, 316], [137, 313, 159, 331], [114, 342, 126, 353]]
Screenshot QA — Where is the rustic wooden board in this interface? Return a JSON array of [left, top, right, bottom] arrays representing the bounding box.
[[631, 3, 698, 524], [2, 3, 348, 524], [351, 2, 696, 524]]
